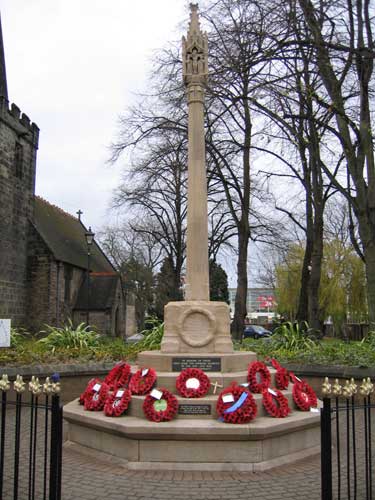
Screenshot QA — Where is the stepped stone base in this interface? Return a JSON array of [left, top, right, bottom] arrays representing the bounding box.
[[64, 403, 320, 471], [63, 350, 321, 471]]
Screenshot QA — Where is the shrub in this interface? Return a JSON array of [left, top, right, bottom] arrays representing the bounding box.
[[138, 318, 164, 350], [271, 321, 319, 351], [38, 320, 100, 352]]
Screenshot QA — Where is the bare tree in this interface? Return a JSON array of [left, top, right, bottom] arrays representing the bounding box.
[[295, 0, 375, 326]]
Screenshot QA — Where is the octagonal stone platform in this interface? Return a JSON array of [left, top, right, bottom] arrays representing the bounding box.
[[63, 350, 321, 472]]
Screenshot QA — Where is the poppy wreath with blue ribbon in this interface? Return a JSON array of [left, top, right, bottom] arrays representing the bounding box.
[[247, 361, 271, 393], [262, 388, 291, 418], [290, 373, 318, 411], [104, 362, 132, 391], [216, 383, 257, 424], [269, 358, 289, 391], [142, 388, 179, 422], [84, 381, 110, 411], [175, 368, 210, 398], [104, 388, 132, 417], [129, 367, 157, 395]]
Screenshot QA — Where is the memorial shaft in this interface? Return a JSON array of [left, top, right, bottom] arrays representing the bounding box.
[[183, 4, 209, 301]]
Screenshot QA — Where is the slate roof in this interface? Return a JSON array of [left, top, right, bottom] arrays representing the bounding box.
[[74, 274, 119, 311], [33, 196, 114, 273]]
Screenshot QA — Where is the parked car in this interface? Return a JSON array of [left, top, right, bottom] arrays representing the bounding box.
[[243, 324, 272, 339]]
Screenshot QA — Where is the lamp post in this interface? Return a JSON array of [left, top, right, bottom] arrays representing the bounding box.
[[84, 226, 95, 326]]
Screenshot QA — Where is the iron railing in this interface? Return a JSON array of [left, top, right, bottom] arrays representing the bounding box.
[[0, 374, 62, 500], [321, 377, 374, 500]]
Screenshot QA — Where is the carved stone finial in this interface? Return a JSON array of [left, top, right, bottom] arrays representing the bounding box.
[[182, 3, 208, 86]]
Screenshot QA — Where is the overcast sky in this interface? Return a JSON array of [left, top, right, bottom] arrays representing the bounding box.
[[2, 0, 187, 230]]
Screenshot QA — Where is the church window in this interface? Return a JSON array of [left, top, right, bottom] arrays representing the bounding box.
[[64, 265, 73, 302], [14, 142, 23, 179]]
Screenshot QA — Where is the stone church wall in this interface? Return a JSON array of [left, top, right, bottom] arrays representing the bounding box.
[[0, 98, 39, 326]]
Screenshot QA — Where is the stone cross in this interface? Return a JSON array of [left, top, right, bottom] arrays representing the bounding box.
[[182, 3, 209, 302], [76, 209, 83, 221]]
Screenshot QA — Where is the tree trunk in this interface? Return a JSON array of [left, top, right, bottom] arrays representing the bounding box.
[[364, 246, 375, 329], [357, 213, 375, 328], [231, 226, 249, 341], [308, 223, 323, 331]]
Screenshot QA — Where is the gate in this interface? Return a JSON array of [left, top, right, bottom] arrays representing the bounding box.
[[321, 377, 374, 500], [0, 374, 63, 500]]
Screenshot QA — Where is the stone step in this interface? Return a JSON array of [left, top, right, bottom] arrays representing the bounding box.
[[64, 399, 321, 441], [127, 388, 296, 419], [136, 350, 257, 373], [131, 368, 281, 396]]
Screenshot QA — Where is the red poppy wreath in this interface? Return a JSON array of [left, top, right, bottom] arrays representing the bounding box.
[[129, 367, 157, 395], [142, 388, 178, 422], [176, 368, 210, 398], [84, 380, 110, 411], [79, 378, 100, 405], [104, 361, 132, 391], [291, 378, 318, 411], [269, 358, 289, 390], [216, 383, 257, 424], [262, 387, 291, 418], [104, 388, 132, 417], [247, 361, 271, 393]]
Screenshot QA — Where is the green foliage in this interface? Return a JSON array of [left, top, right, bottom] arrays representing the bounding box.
[[238, 334, 375, 368], [154, 257, 182, 319], [38, 320, 101, 352], [138, 318, 164, 350], [275, 244, 304, 319], [271, 321, 319, 350], [121, 256, 154, 332], [360, 330, 375, 347], [275, 239, 367, 327], [10, 327, 27, 348], [209, 260, 229, 303]]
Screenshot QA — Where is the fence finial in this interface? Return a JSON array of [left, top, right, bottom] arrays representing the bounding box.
[[360, 377, 374, 396], [43, 376, 61, 395], [29, 376, 42, 396], [332, 379, 342, 396], [14, 375, 25, 393], [0, 374, 10, 392], [322, 377, 332, 396], [349, 378, 357, 395], [342, 380, 353, 398]]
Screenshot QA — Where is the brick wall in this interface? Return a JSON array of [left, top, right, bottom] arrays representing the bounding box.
[[0, 98, 39, 327]]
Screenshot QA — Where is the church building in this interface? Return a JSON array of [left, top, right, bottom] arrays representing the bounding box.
[[0, 14, 126, 336]]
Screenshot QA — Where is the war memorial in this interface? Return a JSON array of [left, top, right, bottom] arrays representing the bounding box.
[[63, 4, 321, 471]]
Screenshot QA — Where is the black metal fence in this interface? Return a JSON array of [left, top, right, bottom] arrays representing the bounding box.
[[0, 375, 63, 500], [321, 378, 375, 500]]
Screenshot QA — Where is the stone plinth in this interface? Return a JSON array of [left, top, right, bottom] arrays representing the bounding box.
[[64, 402, 320, 471], [161, 301, 233, 353]]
